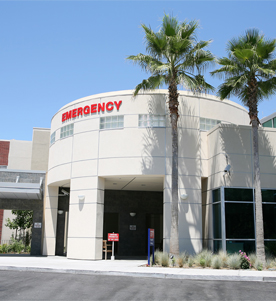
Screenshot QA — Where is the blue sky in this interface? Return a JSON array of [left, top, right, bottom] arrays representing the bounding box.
[[1, 1, 276, 140]]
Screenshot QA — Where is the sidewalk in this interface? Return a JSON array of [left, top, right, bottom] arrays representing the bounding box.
[[0, 255, 276, 282]]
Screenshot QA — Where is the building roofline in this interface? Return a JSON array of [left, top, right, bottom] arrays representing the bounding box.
[[51, 90, 248, 122]]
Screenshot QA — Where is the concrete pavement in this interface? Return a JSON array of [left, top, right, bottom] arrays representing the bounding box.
[[0, 255, 276, 282]]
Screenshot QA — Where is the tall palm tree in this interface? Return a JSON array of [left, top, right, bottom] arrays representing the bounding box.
[[211, 29, 276, 265], [127, 14, 214, 255]]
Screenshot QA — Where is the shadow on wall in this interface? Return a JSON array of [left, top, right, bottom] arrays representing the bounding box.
[[140, 93, 202, 254], [218, 124, 276, 189]]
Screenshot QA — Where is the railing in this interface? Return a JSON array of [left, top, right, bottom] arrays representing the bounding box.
[[0, 240, 13, 245]]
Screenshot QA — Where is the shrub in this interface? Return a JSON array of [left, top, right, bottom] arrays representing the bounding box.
[[211, 255, 222, 269], [176, 252, 188, 268], [9, 239, 25, 253], [239, 251, 251, 269], [218, 250, 228, 268], [154, 249, 162, 265], [194, 249, 213, 268], [248, 253, 257, 267], [199, 258, 206, 268], [161, 252, 169, 267], [227, 254, 241, 269], [24, 245, 31, 253], [254, 259, 263, 271], [266, 258, 274, 269], [1, 244, 10, 253], [188, 256, 194, 267], [205, 253, 212, 267]]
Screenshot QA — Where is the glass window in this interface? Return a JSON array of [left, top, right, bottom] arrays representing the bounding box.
[[60, 123, 74, 139], [225, 203, 255, 239], [273, 118, 276, 128], [100, 115, 124, 130], [262, 119, 273, 128], [213, 203, 221, 239], [212, 188, 221, 203], [226, 240, 255, 254], [138, 115, 165, 127], [50, 132, 56, 145], [265, 241, 276, 257], [263, 204, 276, 239], [200, 118, 220, 131], [225, 188, 253, 202], [261, 189, 276, 203], [213, 240, 222, 253]]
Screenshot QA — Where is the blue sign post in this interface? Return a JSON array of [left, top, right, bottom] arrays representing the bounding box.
[[148, 228, 155, 266]]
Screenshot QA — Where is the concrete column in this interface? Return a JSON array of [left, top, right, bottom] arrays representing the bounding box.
[[66, 177, 104, 260], [42, 186, 58, 255]]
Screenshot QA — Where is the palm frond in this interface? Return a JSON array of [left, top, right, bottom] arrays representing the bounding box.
[[126, 54, 164, 73], [133, 75, 166, 96]]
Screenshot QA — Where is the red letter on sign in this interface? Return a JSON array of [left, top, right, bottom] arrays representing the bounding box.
[[77, 107, 83, 116], [62, 111, 72, 122], [91, 104, 97, 113], [66, 111, 72, 120], [114, 100, 122, 110], [84, 106, 90, 115], [106, 102, 114, 111], [72, 109, 77, 118], [98, 103, 105, 112]]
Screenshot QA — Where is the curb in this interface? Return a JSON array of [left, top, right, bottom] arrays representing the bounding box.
[[1, 266, 276, 282]]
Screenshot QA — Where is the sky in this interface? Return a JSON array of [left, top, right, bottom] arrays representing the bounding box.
[[1, 0, 276, 141]]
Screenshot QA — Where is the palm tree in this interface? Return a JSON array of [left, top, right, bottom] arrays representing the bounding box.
[[127, 14, 215, 255], [211, 29, 276, 265]]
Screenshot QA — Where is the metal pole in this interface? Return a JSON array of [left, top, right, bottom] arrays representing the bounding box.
[[111, 241, 115, 260]]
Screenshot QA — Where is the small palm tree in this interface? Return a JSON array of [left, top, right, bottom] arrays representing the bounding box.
[[211, 29, 276, 265], [127, 14, 214, 255]]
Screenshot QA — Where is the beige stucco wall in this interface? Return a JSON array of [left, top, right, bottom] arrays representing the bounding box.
[[204, 124, 276, 246], [31, 128, 50, 171], [7, 140, 32, 170], [44, 90, 250, 259]]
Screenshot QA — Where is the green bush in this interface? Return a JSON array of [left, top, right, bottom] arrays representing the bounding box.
[[161, 252, 169, 267], [188, 256, 194, 267], [239, 251, 251, 269], [24, 245, 31, 253], [200, 258, 206, 268], [9, 239, 25, 253], [254, 259, 263, 271], [218, 250, 228, 268], [0, 244, 10, 253], [195, 250, 213, 268], [227, 254, 241, 269], [211, 255, 222, 269], [176, 252, 187, 268], [248, 253, 257, 267], [154, 249, 162, 265]]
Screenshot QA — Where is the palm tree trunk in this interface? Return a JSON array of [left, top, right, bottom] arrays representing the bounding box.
[[252, 120, 266, 266], [248, 77, 266, 266], [168, 81, 179, 255]]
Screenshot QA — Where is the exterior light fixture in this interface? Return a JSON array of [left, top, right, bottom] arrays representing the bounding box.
[[58, 210, 64, 215], [78, 195, 85, 202], [130, 212, 136, 217], [180, 193, 188, 200], [224, 164, 231, 175]]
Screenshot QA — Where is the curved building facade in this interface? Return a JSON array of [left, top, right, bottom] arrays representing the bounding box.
[[44, 90, 276, 260]]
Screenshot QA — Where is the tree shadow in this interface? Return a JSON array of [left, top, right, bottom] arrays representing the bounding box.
[[140, 93, 203, 254]]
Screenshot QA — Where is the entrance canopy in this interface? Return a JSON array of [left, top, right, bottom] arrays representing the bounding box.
[[0, 181, 42, 200], [104, 176, 164, 191]]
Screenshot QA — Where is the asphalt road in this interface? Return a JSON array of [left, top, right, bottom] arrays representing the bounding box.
[[0, 270, 276, 301]]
